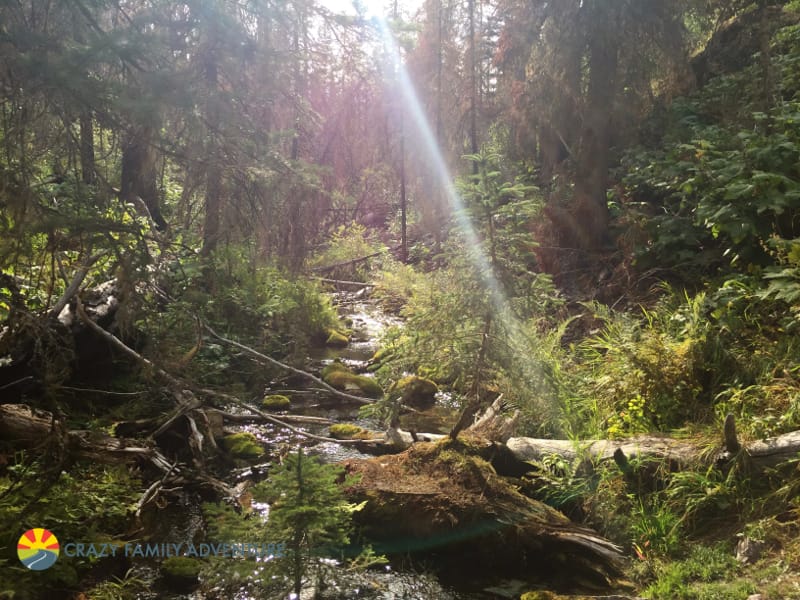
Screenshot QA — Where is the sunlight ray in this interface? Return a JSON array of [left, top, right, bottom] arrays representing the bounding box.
[[372, 13, 548, 405]]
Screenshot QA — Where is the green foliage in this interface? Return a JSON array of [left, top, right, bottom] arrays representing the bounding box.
[[630, 496, 683, 558], [371, 257, 430, 313], [373, 152, 565, 434], [258, 448, 362, 595], [576, 295, 716, 435], [85, 569, 149, 600], [0, 460, 139, 599], [642, 544, 748, 600], [308, 223, 387, 282], [664, 464, 754, 531], [142, 252, 339, 389], [619, 22, 800, 287]]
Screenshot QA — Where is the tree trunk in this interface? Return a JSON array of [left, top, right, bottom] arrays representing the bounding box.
[[571, 1, 617, 250], [121, 124, 166, 230], [201, 13, 223, 258], [79, 111, 95, 185], [468, 0, 479, 172], [343, 440, 623, 590]]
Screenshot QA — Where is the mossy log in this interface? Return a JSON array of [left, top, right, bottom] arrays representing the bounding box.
[[343, 438, 624, 592], [506, 416, 800, 472], [0, 403, 174, 471]]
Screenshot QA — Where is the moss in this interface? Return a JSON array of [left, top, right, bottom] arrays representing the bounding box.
[[221, 432, 264, 458], [354, 375, 383, 397], [329, 423, 373, 440], [395, 375, 438, 409], [325, 328, 350, 347], [370, 346, 394, 364], [520, 593, 556, 600], [162, 556, 201, 578], [161, 556, 200, 592], [262, 394, 291, 409], [321, 360, 349, 379], [322, 363, 383, 398], [324, 369, 384, 398]]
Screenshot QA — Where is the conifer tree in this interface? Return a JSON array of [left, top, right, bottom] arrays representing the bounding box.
[[262, 447, 361, 597]]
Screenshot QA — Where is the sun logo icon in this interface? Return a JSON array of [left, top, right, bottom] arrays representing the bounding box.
[[17, 528, 59, 571]]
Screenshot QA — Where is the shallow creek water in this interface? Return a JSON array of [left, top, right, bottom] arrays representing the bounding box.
[[133, 292, 543, 599]]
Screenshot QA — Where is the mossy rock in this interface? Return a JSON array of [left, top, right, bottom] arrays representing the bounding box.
[[396, 375, 438, 409], [221, 432, 264, 458], [321, 360, 349, 379], [325, 328, 350, 347], [329, 423, 373, 440], [161, 556, 200, 592], [324, 369, 383, 398], [322, 362, 383, 398], [262, 394, 291, 410]]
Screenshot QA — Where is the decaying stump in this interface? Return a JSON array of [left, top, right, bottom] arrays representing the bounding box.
[[343, 439, 624, 592]]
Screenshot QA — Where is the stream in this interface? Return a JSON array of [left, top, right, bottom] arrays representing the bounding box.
[[131, 290, 538, 600]]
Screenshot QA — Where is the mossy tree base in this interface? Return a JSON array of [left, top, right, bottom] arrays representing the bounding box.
[[343, 438, 624, 592]]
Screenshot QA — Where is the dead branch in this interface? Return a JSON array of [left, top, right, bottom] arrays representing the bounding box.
[[203, 323, 375, 405], [310, 276, 375, 288], [309, 248, 389, 273], [49, 251, 107, 319], [75, 297, 364, 445]]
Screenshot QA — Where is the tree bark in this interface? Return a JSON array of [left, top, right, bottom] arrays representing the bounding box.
[[79, 111, 95, 185], [506, 423, 800, 473], [121, 124, 166, 230], [570, 0, 618, 251]]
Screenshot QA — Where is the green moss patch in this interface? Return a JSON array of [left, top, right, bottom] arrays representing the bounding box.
[[161, 556, 201, 591], [262, 394, 291, 409], [221, 432, 264, 458], [329, 423, 374, 440], [321, 360, 349, 379], [325, 328, 350, 347], [322, 363, 383, 398], [395, 375, 438, 409]]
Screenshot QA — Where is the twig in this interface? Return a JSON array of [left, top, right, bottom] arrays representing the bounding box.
[[136, 461, 178, 518], [151, 391, 202, 439], [309, 247, 392, 273], [56, 385, 146, 397], [203, 324, 375, 405], [0, 376, 34, 391], [310, 277, 374, 288]]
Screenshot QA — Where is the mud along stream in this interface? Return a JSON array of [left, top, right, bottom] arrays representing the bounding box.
[[128, 288, 545, 600]]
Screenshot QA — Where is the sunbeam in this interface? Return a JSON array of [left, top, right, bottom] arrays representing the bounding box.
[[371, 12, 549, 411]]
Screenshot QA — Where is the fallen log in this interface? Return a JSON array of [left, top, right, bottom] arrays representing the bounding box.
[[1, 403, 173, 472], [506, 416, 800, 472], [343, 438, 624, 592]]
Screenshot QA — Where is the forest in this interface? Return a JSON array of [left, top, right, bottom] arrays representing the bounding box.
[[2, 0, 800, 598]]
